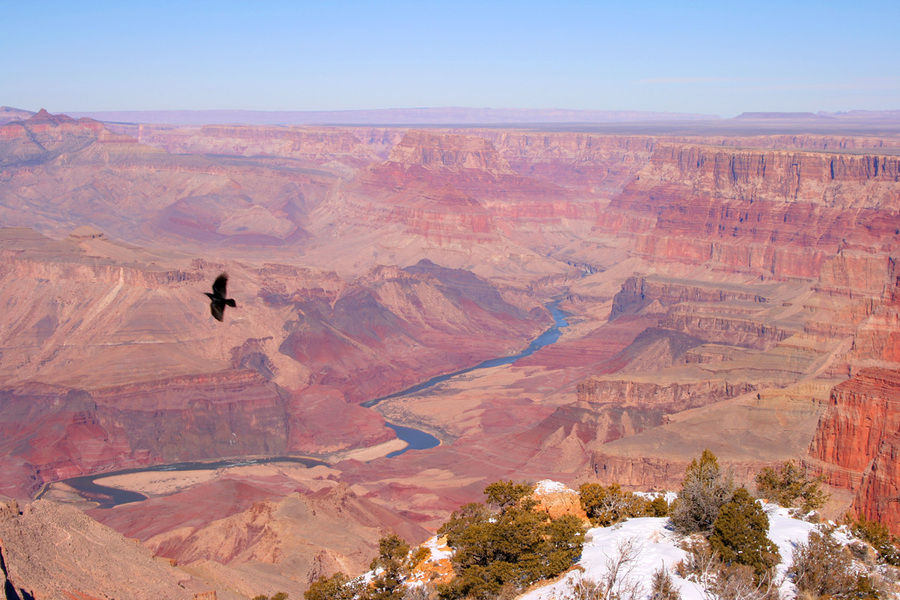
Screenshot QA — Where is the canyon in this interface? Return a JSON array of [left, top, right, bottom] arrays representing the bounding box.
[[0, 109, 899, 596]]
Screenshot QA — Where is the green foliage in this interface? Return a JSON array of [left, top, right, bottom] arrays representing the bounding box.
[[648, 494, 670, 517], [407, 545, 431, 569], [677, 537, 780, 600], [754, 460, 829, 513], [709, 488, 780, 579], [484, 480, 534, 512], [254, 594, 288, 600], [851, 516, 900, 566], [578, 483, 650, 526], [304, 573, 363, 600], [437, 481, 585, 599], [368, 532, 411, 600], [370, 532, 411, 571], [670, 449, 734, 535]]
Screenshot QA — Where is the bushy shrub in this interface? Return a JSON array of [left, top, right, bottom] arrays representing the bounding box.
[[674, 537, 718, 585], [851, 516, 900, 566], [305, 573, 363, 600], [675, 537, 779, 600], [754, 460, 829, 514], [369, 533, 412, 600], [437, 481, 584, 599], [484, 480, 534, 511], [789, 526, 858, 598], [670, 449, 734, 535], [407, 545, 431, 570], [579, 483, 650, 526], [648, 494, 670, 517], [711, 564, 779, 600], [649, 566, 681, 600], [402, 584, 439, 600], [708, 488, 780, 579]]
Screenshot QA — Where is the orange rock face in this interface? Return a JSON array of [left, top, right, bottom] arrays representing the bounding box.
[[809, 368, 900, 530]]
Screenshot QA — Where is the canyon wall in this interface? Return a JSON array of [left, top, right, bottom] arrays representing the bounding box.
[[599, 144, 900, 283], [808, 368, 900, 531]]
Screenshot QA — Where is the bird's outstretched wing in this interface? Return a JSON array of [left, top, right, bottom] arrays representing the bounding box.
[[212, 273, 229, 298], [210, 300, 225, 322]]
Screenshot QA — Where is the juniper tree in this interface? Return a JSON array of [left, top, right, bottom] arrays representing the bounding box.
[[579, 483, 649, 526], [709, 487, 780, 580], [670, 449, 734, 535], [369, 533, 411, 600], [754, 460, 829, 513], [437, 481, 584, 599]]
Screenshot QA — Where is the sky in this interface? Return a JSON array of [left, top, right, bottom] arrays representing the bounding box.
[[3, 0, 899, 117]]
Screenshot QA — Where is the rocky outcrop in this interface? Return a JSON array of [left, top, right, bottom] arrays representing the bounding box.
[[577, 378, 757, 411], [586, 452, 766, 491], [0, 109, 108, 167], [641, 145, 900, 206], [810, 369, 900, 475], [610, 276, 769, 321], [808, 368, 900, 533], [133, 484, 431, 598], [0, 499, 238, 599], [0, 113, 337, 248], [386, 130, 514, 173], [334, 130, 598, 254]]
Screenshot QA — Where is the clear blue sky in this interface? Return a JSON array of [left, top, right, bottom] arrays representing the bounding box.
[[3, 0, 898, 117]]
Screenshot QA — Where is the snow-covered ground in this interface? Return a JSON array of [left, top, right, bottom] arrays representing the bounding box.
[[518, 503, 829, 600], [386, 480, 885, 600]]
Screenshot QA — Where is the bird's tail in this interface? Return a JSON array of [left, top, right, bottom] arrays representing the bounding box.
[[226, 299, 237, 307]]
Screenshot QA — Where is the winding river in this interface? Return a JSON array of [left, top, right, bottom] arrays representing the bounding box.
[[362, 301, 569, 409], [58, 301, 569, 507]]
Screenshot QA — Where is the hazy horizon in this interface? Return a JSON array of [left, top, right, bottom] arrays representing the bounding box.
[[3, 0, 899, 117]]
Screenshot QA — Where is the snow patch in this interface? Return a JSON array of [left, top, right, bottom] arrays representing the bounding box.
[[535, 479, 575, 495], [519, 507, 853, 600], [425, 535, 452, 562]]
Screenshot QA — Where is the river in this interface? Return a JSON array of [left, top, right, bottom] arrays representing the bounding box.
[[57, 300, 569, 507], [362, 301, 569, 408], [47, 456, 327, 509]]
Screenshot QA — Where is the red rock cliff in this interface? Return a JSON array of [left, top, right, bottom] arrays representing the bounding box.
[[809, 368, 900, 532], [600, 145, 900, 282]]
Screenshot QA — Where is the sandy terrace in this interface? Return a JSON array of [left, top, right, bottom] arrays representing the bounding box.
[[96, 469, 221, 496], [90, 439, 409, 497]]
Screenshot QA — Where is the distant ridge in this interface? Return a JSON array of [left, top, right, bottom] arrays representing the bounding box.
[[0, 106, 35, 125], [62, 107, 721, 126], [734, 110, 900, 121], [733, 111, 830, 120]]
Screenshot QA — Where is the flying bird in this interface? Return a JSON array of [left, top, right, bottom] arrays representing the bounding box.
[[206, 273, 237, 321]]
